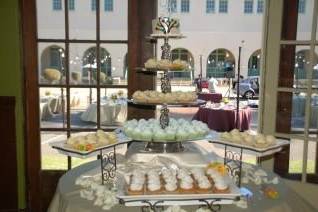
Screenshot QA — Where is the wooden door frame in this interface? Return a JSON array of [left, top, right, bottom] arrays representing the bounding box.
[[21, 0, 157, 211], [21, 0, 42, 211]]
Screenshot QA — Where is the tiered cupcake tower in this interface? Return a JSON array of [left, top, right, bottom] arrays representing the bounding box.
[[131, 17, 206, 153]]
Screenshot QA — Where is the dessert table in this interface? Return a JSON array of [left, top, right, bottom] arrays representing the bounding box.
[[193, 106, 252, 132], [48, 159, 316, 212], [81, 99, 127, 125], [198, 93, 223, 103]]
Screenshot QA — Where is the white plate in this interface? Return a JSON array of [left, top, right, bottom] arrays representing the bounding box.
[[50, 132, 132, 159], [116, 173, 240, 206], [209, 133, 289, 157]]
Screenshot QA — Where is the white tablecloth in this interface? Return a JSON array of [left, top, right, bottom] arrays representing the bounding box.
[[81, 99, 127, 125], [48, 142, 317, 212]]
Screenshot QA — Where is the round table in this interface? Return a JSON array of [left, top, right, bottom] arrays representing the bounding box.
[[48, 159, 316, 212], [198, 93, 223, 103], [81, 99, 127, 125], [193, 106, 252, 132]]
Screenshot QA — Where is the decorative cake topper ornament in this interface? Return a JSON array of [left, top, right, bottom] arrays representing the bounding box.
[[156, 17, 180, 34]]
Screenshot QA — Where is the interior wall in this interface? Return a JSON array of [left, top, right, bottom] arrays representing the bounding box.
[[0, 0, 26, 209]]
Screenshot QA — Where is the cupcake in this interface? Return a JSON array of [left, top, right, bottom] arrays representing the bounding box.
[[153, 129, 166, 141], [179, 177, 195, 194], [213, 180, 229, 193], [196, 177, 212, 194], [176, 129, 188, 141]]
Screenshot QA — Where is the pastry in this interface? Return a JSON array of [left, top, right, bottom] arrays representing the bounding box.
[[144, 58, 157, 69], [196, 176, 213, 194], [213, 179, 230, 193]]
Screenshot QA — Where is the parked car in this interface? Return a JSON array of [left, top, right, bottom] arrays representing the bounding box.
[[233, 76, 260, 99]]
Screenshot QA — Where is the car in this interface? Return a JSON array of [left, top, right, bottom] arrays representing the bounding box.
[[233, 76, 260, 99]]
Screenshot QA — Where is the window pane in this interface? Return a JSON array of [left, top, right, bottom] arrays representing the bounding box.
[[68, 0, 75, 10], [70, 88, 97, 128], [281, 0, 313, 40], [38, 43, 66, 85], [69, 0, 96, 39], [289, 139, 316, 174], [40, 87, 67, 129], [244, 0, 253, 14], [278, 45, 312, 88], [104, 0, 114, 12], [257, 0, 264, 13], [206, 0, 215, 13], [41, 131, 67, 170], [69, 43, 97, 85], [219, 0, 228, 13], [100, 0, 127, 40], [313, 46, 318, 88], [168, 0, 177, 13], [37, 0, 65, 39], [100, 88, 128, 128], [181, 0, 190, 13], [310, 93, 318, 137], [100, 44, 128, 85]]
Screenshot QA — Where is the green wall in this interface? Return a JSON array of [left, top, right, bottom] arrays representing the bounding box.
[[0, 0, 26, 209]]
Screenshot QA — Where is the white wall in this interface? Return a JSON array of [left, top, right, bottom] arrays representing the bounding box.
[[37, 0, 313, 78]]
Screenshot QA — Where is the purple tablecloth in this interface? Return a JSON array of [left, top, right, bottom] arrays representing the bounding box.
[[193, 106, 252, 132], [198, 93, 222, 103]]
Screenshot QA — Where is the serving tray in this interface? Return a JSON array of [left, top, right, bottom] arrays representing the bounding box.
[[50, 132, 132, 159], [209, 133, 290, 157]]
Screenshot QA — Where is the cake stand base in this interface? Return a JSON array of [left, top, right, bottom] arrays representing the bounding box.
[[125, 141, 217, 166], [144, 141, 184, 153]]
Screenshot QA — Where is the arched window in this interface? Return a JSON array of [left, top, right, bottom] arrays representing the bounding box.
[[171, 48, 194, 80], [40, 45, 65, 83], [82, 47, 111, 84], [206, 48, 235, 78], [295, 50, 318, 80], [248, 49, 261, 76], [41, 45, 65, 72]]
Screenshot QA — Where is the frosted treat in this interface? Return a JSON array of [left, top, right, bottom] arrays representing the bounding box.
[[213, 180, 229, 193], [144, 58, 157, 69]]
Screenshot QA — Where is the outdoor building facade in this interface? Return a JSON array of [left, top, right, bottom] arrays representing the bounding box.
[[38, 0, 313, 82]]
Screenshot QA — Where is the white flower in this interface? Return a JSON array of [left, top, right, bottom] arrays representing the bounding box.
[[195, 208, 210, 212], [254, 176, 262, 185], [94, 197, 104, 206], [235, 199, 248, 209], [164, 206, 187, 212]]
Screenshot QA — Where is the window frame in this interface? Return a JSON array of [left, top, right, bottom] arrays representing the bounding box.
[[206, 0, 215, 13], [262, 0, 318, 184], [168, 0, 178, 13], [244, 0, 254, 14], [298, 0, 306, 14], [53, 0, 62, 11], [219, 0, 228, 13], [181, 0, 190, 13], [37, 0, 128, 170], [68, 0, 75, 11], [104, 0, 114, 12], [257, 0, 264, 13]]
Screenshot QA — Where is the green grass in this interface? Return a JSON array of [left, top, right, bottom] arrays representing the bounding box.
[[42, 154, 95, 170], [289, 160, 315, 173]]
